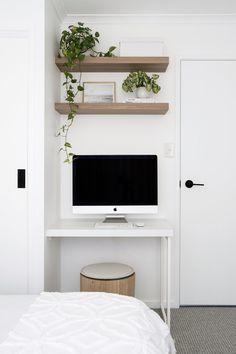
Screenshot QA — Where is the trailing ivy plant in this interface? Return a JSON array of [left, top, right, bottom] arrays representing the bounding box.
[[122, 71, 161, 94], [57, 22, 116, 163]]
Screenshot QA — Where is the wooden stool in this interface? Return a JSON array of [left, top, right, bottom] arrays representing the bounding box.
[[80, 263, 135, 296]]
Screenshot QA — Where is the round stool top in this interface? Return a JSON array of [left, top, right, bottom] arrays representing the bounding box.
[[81, 263, 134, 280]]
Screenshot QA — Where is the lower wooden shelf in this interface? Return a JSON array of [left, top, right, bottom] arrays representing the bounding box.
[[55, 102, 169, 115]]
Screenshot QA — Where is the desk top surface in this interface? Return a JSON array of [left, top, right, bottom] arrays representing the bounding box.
[[46, 218, 173, 238]]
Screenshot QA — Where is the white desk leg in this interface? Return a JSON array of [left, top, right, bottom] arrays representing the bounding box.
[[160, 237, 167, 323], [160, 237, 171, 327], [167, 236, 171, 328]]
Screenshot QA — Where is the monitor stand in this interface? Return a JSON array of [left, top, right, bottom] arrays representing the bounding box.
[[103, 215, 128, 224], [94, 215, 132, 229]]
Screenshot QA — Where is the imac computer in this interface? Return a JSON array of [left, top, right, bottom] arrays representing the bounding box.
[[72, 155, 158, 225]]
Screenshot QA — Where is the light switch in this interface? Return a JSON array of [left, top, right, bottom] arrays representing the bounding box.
[[164, 143, 175, 158]]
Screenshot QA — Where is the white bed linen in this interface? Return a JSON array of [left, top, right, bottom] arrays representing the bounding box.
[[0, 292, 176, 354]]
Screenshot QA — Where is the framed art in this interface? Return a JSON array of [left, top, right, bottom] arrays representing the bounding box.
[[83, 82, 116, 103]]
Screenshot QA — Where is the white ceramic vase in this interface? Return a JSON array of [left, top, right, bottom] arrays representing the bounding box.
[[136, 87, 150, 98]]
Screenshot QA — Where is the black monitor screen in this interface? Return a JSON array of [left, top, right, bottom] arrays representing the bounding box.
[[73, 155, 157, 206]]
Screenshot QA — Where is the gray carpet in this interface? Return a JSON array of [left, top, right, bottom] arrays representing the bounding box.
[[155, 307, 236, 354]]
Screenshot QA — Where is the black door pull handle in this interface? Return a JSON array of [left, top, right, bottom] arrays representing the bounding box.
[[185, 180, 204, 188], [17, 169, 25, 188]]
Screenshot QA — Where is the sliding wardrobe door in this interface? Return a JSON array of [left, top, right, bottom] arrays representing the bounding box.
[[180, 60, 236, 305], [0, 34, 29, 293]]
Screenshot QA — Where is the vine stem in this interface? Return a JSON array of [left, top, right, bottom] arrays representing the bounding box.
[[62, 68, 83, 163]]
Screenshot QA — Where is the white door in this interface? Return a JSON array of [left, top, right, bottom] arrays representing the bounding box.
[[0, 35, 29, 293], [180, 60, 236, 305]]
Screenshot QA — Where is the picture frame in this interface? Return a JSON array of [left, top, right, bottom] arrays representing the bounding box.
[[83, 82, 116, 103]]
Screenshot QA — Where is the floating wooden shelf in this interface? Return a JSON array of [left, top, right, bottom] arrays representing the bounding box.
[[55, 102, 169, 115], [55, 56, 169, 73]]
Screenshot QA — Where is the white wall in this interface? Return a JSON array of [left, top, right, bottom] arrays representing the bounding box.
[[57, 14, 236, 306], [44, 0, 62, 291]]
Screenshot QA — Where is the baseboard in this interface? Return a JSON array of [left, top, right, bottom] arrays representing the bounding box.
[[142, 299, 160, 308], [141, 299, 179, 309]]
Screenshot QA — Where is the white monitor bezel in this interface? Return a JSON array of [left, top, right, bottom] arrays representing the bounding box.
[[73, 205, 158, 214]]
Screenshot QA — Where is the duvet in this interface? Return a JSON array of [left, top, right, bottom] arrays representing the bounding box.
[[0, 292, 176, 354]]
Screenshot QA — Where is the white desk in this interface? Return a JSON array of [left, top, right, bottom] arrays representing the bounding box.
[[46, 218, 173, 327]]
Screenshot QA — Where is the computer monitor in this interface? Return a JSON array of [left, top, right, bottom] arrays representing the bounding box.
[[72, 155, 158, 215]]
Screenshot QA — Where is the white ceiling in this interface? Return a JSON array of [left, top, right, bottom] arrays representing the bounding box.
[[60, 0, 236, 15]]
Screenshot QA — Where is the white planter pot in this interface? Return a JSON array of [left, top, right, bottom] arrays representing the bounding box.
[[136, 87, 150, 98]]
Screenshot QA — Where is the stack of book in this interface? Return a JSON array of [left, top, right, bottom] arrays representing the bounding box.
[[124, 98, 159, 103]]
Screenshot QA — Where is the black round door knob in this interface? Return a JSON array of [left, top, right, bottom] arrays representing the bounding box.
[[185, 180, 204, 188]]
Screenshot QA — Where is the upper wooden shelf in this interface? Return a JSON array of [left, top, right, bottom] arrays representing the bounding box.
[[55, 56, 169, 73], [55, 102, 169, 115]]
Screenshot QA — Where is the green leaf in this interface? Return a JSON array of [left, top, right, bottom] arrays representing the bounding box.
[[95, 31, 100, 37], [64, 159, 70, 163], [67, 90, 74, 97], [152, 74, 159, 80], [64, 71, 73, 79], [108, 46, 116, 52], [152, 85, 160, 94], [78, 85, 84, 91], [144, 76, 149, 84], [65, 96, 74, 102], [64, 142, 72, 148], [122, 83, 128, 92], [79, 54, 85, 61], [68, 112, 75, 120]]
